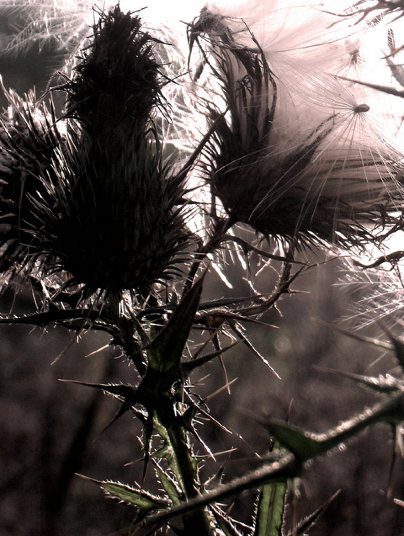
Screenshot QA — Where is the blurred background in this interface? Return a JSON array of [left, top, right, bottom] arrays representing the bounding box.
[[1, 10, 404, 536]]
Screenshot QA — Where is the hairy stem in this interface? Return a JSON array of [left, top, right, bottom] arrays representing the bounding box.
[[164, 414, 213, 535]]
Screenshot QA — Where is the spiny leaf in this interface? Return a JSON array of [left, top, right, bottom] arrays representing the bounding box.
[[60, 380, 140, 430], [59, 379, 137, 399], [266, 395, 404, 461], [212, 505, 244, 536], [264, 423, 325, 461], [102, 481, 166, 510], [287, 490, 341, 536], [142, 411, 154, 481], [77, 475, 169, 514], [0, 308, 100, 327], [153, 461, 182, 506], [0, 308, 121, 338], [147, 277, 204, 373], [314, 366, 402, 394], [182, 340, 241, 375]]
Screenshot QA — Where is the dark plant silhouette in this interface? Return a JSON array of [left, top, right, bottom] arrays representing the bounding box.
[[1, 2, 404, 535]]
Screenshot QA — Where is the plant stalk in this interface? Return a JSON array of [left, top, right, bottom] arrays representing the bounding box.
[[165, 415, 213, 535]]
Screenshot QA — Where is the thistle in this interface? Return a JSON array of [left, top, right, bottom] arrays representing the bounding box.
[[188, 6, 404, 248], [0, 7, 193, 297]]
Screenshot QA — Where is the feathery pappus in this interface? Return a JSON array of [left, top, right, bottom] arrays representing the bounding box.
[[186, 0, 404, 249]]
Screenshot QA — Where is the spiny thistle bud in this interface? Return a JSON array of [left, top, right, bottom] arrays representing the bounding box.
[[0, 7, 193, 296], [188, 5, 404, 248]]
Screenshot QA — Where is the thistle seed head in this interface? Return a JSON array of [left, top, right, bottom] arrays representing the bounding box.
[[189, 8, 404, 248]]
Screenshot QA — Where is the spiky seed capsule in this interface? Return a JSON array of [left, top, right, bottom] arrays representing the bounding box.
[[0, 7, 193, 295]]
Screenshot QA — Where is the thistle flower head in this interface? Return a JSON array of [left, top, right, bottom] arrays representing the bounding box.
[[0, 7, 193, 298], [188, 4, 404, 248]]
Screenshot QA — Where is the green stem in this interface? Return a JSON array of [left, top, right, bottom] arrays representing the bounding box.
[[163, 414, 213, 535]]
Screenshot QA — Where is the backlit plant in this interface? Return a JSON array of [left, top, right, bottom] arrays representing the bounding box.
[[2, 1, 404, 534]]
